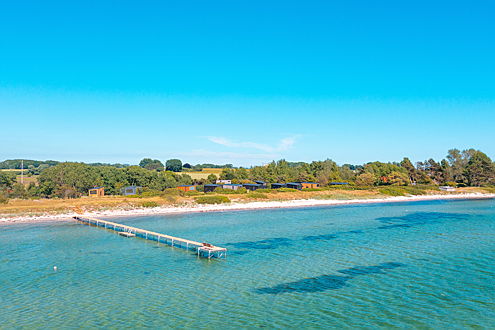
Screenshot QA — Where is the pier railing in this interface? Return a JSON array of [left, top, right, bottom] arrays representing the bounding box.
[[73, 216, 227, 259]]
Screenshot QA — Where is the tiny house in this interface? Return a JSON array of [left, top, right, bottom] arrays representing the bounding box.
[[216, 180, 232, 184], [222, 184, 243, 190], [243, 183, 262, 191], [286, 183, 302, 190], [88, 187, 105, 197], [254, 180, 267, 188], [121, 186, 142, 196], [204, 184, 221, 193], [300, 182, 320, 189], [270, 183, 286, 189], [177, 185, 197, 192]]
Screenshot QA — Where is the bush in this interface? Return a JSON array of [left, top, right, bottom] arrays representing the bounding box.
[[379, 187, 406, 196], [184, 190, 202, 196], [379, 186, 427, 197], [247, 192, 268, 199], [0, 193, 8, 204], [211, 187, 247, 194], [127, 190, 164, 198], [276, 188, 299, 192], [256, 188, 274, 193], [141, 201, 159, 208], [195, 196, 230, 204], [302, 188, 323, 192], [162, 188, 182, 196]]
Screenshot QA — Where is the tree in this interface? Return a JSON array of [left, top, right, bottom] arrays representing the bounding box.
[[165, 159, 182, 172], [386, 171, 409, 186], [38, 163, 102, 198], [400, 157, 418, 184], [446, 148, 475, 184], [207, 174, 218, 184], [464, 151, 495, 186], [0, 172, 16, 189], [355, 173, 376, 186], [139, 158, 164, 171], [183, 163, 192, 169]]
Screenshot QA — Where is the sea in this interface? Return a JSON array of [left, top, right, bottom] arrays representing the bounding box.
[[1, 198, 494, 328]]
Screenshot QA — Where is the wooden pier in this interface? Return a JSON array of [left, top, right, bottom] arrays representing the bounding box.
[[73, 216, 227, 259]]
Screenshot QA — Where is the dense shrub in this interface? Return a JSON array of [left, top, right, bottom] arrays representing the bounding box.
[[184, 190, 202, 196], [141, 201, 159, 208], [247, 192, 268, 199], [255, 188, 273, 193], [379, 187, 406, 196], [162, 188, 182, 196], [211, 187, 247, 194], [0, 193, 8, 204], [195, 196, 230, 204], [276, 188, 299, 192], [379, 186, 427, 196]]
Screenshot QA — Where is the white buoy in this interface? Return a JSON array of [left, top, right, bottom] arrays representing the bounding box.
[[53, 266, 58, 271]]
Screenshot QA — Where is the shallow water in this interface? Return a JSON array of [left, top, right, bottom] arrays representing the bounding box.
[[1, 199, 494, 328]]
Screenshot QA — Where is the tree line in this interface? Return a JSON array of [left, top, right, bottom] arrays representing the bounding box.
[[0, 148, 493, 201], [218, 149, 495, 187]]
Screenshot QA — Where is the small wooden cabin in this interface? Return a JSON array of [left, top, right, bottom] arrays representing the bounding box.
[[271, 183, 286, 189], [88, 187, 105, 197], [243, 183, 262, 191], [286, 183, 302, 190], [177, 185, 197, 192], [301, 182, 320, 189], [254, 180, 267, 188], [222, 184, 243, 190], [204, 184, 221, 193], [121, 186, 142, 196]]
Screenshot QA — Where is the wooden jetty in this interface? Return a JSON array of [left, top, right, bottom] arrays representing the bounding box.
[[73, 216, 227, 259]]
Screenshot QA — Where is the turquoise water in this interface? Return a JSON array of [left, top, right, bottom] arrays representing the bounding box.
[[1, 199, 494, 328]]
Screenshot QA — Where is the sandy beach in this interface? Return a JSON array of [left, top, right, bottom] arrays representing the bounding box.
[[1, 193, 494, 225]]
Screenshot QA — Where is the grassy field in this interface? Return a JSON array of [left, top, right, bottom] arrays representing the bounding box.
[[182, 168, 225, 180], [1, 186, 490, 219]]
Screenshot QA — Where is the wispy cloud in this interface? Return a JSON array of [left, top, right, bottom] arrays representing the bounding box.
[[207, 136, 298, 152], [178, 149, 278, 160]]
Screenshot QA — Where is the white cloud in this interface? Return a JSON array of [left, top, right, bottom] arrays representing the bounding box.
[[179, 149, 278, 160], [207, 136, 298, 152]]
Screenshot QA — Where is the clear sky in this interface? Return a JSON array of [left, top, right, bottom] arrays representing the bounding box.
[[1, 1, 494, 166]]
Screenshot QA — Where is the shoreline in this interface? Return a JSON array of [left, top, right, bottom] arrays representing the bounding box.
[[1, 193, 494, 225]]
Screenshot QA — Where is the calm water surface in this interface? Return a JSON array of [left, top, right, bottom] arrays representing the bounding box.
[[1, 199, 494, 328]]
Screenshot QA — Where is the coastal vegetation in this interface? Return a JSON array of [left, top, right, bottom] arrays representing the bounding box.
[[0, 148, 494, 216]]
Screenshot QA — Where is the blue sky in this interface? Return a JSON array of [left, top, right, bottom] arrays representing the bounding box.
[[1, 1, 494, 166]]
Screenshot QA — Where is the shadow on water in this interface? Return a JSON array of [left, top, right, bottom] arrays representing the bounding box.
[[302, 234, 337, 241], [255, 262, 405, 294], [224, 238, 293, 250], [225, 230, 366, 254], [376, 212, 471, 230]]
